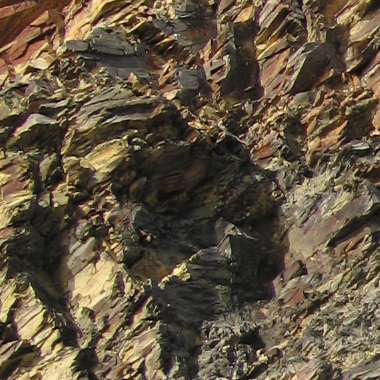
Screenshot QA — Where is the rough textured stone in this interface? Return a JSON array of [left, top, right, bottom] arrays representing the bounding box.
[[0, 1, 380, 379]]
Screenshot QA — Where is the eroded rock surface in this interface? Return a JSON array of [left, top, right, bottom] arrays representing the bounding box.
[[1, 1, 380, 379]]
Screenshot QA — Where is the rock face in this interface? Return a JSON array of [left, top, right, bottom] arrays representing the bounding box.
[[1, 0, 380, 379]]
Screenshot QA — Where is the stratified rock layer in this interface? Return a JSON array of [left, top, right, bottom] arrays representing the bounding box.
[[0, 1, 380, 379]]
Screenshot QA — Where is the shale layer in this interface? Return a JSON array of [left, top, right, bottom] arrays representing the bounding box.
[[1, 1, 380, 379]]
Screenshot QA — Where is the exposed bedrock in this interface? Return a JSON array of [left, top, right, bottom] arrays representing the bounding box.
[[1, 1, 380, 379]]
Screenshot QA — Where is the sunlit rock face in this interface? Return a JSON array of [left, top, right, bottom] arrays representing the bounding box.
[[1, 1, 380, 379]]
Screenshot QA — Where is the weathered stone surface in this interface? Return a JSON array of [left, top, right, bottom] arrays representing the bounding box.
[[1, 1, 380, 379]]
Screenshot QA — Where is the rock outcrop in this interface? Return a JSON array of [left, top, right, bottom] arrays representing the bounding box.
[[1, 1, 380, 379]]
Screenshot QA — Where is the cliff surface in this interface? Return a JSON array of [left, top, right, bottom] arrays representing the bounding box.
[[0, 1, 380, 379]]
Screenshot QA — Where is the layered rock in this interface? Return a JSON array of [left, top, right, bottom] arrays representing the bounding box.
[[1, 0, 380, 379]]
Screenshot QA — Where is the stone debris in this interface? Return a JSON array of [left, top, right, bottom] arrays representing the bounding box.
[[0, 1, 380, 379]]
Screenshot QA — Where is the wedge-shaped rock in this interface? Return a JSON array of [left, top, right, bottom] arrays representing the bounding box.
[[8, 114, 59, 150], [287, 43, 341, 94], [81, 138, 132, 185], [0, 155, 36, 229], [289, 178, 380, 260]]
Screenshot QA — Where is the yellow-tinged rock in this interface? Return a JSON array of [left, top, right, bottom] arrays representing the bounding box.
[[34, 350, 83, 380], [80, 138, 132, 184], [169, 263, 191, 282], [39, 328, 62, 355], [91, 0, 127, 24], [60, 251, 118, 310], [256, 37, 289, 61], [16, 308, 47, 341], [27, 51, 56, 71], [0, 190, 35, 229], [0, 281, 18, 323], [0, 154, 36, 228], [235, 5, 255, 24]]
